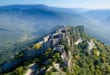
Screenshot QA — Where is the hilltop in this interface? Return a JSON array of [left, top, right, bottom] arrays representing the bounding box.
[[0, 26, 110, 75], [0, 5, 110, 65]]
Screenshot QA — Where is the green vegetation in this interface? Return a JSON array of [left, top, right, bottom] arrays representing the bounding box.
[[59, 39, 70, 52], [65, 26, 110, 75], [1, 26, 110, 75], [32, 43, 41, 50]]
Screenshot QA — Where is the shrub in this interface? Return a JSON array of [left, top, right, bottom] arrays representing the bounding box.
[[32, 43, 41, 50]]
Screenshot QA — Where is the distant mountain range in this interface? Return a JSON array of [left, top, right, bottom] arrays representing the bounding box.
[[0, 4, 110, 45], [0, 27, 13, 32]]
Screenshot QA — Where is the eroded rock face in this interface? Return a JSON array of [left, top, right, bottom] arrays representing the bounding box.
[[87, 39, 95, 54], [75, 38, 83, 45]]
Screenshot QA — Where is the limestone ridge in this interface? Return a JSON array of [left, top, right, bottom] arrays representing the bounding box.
[[0, 26, 71, 73], [1, 26, 110, 75], [0, 26, 89, 74]]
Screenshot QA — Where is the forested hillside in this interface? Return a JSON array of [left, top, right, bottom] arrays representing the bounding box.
[[1, 26, 110, 75]]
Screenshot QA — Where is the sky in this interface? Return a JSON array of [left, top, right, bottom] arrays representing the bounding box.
[[0, 0, 110, 9]]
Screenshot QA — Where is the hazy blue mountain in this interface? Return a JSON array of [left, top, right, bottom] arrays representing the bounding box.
[[0, 5, 88, 44], [0, 4, 110, 48], [0, 27, 13, 32], [83, 9, 110, 44], [71, 8, 90, 13], [84, 9, 110, 21]]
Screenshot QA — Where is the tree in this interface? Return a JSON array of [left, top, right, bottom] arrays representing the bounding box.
[[93, 48, 100, 56], [45, 48, 52, 56], [32, 43, 41, 50]]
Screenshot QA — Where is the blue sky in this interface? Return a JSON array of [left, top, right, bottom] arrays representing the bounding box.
[[0, 0, 110, 9]]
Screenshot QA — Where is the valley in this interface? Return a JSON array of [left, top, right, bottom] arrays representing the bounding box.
[[0, 5, 110, 46]]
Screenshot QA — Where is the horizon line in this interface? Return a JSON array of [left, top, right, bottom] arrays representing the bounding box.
[[0, 4, 110, 10]]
